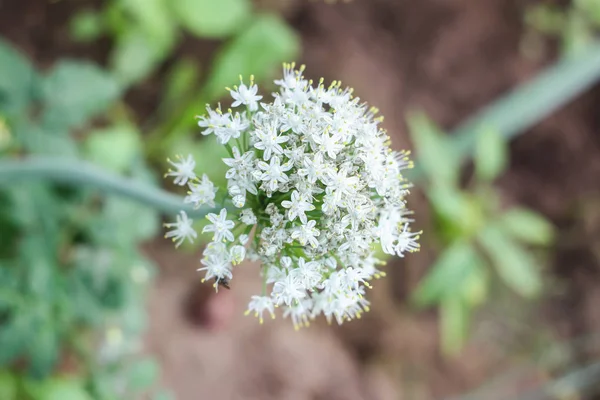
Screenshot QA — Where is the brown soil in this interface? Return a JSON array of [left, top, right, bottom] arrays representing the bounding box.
[[2, 0, 600, 398]]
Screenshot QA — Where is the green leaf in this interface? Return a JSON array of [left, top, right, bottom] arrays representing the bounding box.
[[406, 112, 460, 186], [70, 11, 104, 43], [41, 61, 120, 131], [122, 0, 177, 49], [84, 125, 141, 173], [525, 5, 566, 35], [90, 196, 160, 246], [412, 241, 481, 307], [498, 207, 555, 246], [204, 14, 300, 102], [478, 224, 543, 298], [0, 39, 38, 116], [110, 29, 166, 86], [440, 295, 470, 356], [128, 358, 160, 392], [428, 185, 484, 240], [474, 126, 508, 182], [459, 264, 488, 307], [161, 59, 200, 114], [562, 13, 594, 57], [0, 371, 16, 400], [27, 324, 59, 379], [171, 0, 251, 38], [30, 378, 93, 400]]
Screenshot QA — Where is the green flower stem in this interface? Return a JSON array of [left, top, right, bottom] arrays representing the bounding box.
[[409, 41, 600, 181], [0, 157, 216, 218]]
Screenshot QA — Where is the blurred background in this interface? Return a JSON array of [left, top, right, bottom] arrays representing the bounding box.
[[1, 0, 600, 399]]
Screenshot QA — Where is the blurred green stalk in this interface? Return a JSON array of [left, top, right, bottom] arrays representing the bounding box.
[[0, 157, 215, 217], [410, 40, 600, 180]]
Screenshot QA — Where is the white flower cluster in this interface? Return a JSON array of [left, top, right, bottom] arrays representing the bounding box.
[[164, 64, 420, 329]]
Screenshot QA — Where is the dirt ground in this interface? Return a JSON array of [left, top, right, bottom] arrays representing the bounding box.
[[2, 0, 600, 398]]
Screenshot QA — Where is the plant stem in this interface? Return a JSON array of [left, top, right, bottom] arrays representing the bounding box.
[[0, 157, 217, 218]]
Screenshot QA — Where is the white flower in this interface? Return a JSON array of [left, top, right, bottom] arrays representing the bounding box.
[[255, 156, 293, 192], [272, 273, 306, 306], [185, 174, 217, 208], [245, 296, 275, 324], [165, 155, 196, 186], [202, 208, 235, 242], [395, 224, 421, 257], [281, 190, 315, 224], [229, 81, 262, 111], [229, 245, 246, 265], [166, 64, 420, 328], [253, 122, 290, 161], [164, 211, 197, 247], [197, 104, 230, 136], [240, 209, 257, 225], [291, 220, 320, 248]]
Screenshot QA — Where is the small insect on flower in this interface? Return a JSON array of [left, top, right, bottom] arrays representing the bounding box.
[[164, 63, 421, 329]]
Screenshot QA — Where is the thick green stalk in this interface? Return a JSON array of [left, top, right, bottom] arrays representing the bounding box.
[[0, 157, 216, 218]]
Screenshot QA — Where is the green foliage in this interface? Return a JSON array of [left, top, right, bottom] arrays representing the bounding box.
[[171, 0, 251, 38], [0, 40, 163, 399], [408, 113, 555, 355], [41, 61, 121, 132], [525, 0, 600, 57], [203, 14, 301, 100]]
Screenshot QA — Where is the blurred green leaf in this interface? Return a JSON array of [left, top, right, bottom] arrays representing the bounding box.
[[498, 207, 555, 246], [562, 13, 594, 57], [407, 112, 460, 186], [525, 5, 566, 35], [474, 126, 508, 182], [85, 125, 141, 173], [441, 295, 470, 356], [0, 39, 38, 116], [41, 61, 120, 131], [576, 0, 600, 25], [459, 263, 488, 307], [171, 0, 251, 38], [478, 224, 543, 298], [412, 241, 481, 307], [128, 357, 159, 391], [70, 11, 104, 43], [14, 120, 79, 157], [90, 196, 159, 246], [110, 29, 165, 86], [0, 308, 32, 367], [122, 0, 176, 49], [204, 14, 300, 101], [28, 323, 59, 379], [428, 185, 483, 240], [161, 59, 200, 114], [0, 370, 16, 400], [28, 378, 93, 400]]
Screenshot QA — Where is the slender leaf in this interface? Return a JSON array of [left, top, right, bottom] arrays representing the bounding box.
[[412, 241, 480, 307], [406, 112, 460, 186], [498, 207, 555, 246], [478, 224, 543, 298], [474, 126, 508, 182]]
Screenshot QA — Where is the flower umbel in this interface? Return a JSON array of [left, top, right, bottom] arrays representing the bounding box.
[[164, 63, 421, 329]]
